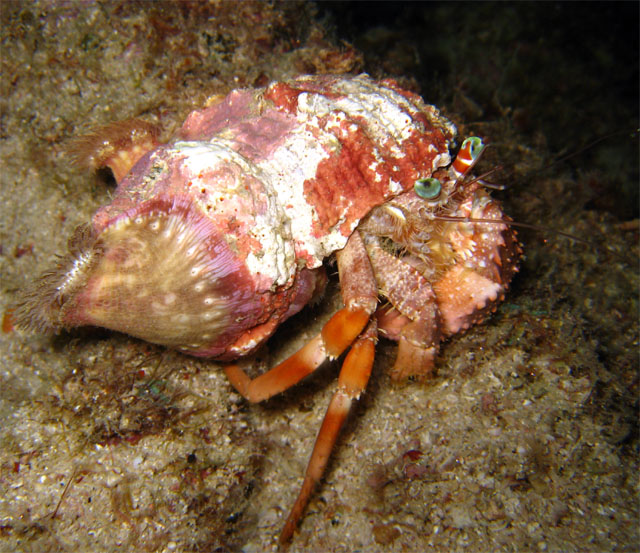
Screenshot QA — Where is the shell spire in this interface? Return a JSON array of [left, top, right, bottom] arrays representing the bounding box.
[[14, 224, 101, 333]]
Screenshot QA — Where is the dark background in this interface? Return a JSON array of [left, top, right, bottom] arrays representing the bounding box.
[[318, 1, 639, 219]]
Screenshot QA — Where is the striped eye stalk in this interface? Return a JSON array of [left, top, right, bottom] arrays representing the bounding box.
[[450, 136, 485, 181]]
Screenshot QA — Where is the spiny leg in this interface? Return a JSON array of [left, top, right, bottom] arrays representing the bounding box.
[[364, 236, 442, 379], [375, 305, 439, 378], [279, 319, 377, 545], [224, 231, 377, 402]]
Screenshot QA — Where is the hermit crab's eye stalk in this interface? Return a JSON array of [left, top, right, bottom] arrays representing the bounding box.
[[450, 136, 486, 180], [414, 177, 442, 199]]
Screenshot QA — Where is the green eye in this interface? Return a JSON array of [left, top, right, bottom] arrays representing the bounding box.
[[414, 177, 441, 199], [461, 136, 484, 160]]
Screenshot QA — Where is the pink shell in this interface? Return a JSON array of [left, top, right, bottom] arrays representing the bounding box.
[[16, 74, 458, 360]]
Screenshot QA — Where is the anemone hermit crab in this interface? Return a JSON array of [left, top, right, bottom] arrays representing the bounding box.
[[15, 74, 520, 544]]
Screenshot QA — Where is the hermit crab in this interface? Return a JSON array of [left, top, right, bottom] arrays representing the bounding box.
[[15, 74, 520, 544]]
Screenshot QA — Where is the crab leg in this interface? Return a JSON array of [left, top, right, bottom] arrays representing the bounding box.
[[224, 231, 378, 402], [279, 319, 377, 545], [364, 237, 442, 379], [224, 307, 371, 402], [224, 231, 379, 542]]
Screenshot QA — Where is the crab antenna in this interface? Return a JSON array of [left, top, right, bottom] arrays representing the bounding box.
[[538, 127, 639, 174], [465, 166, 507, 190], [432, 214, 590, 245]]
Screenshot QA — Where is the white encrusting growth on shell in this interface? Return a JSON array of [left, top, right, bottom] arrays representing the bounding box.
[[298, 75, 422, 143], [257, 122, 347, 264], [177, 139, 297, 287]]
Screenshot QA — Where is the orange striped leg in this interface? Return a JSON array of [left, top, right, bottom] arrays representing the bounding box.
[[279, 319, 377, 545], [224, 231, 378, 403], [224, 307, 370, 402], [223, 231, 379, 544]]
